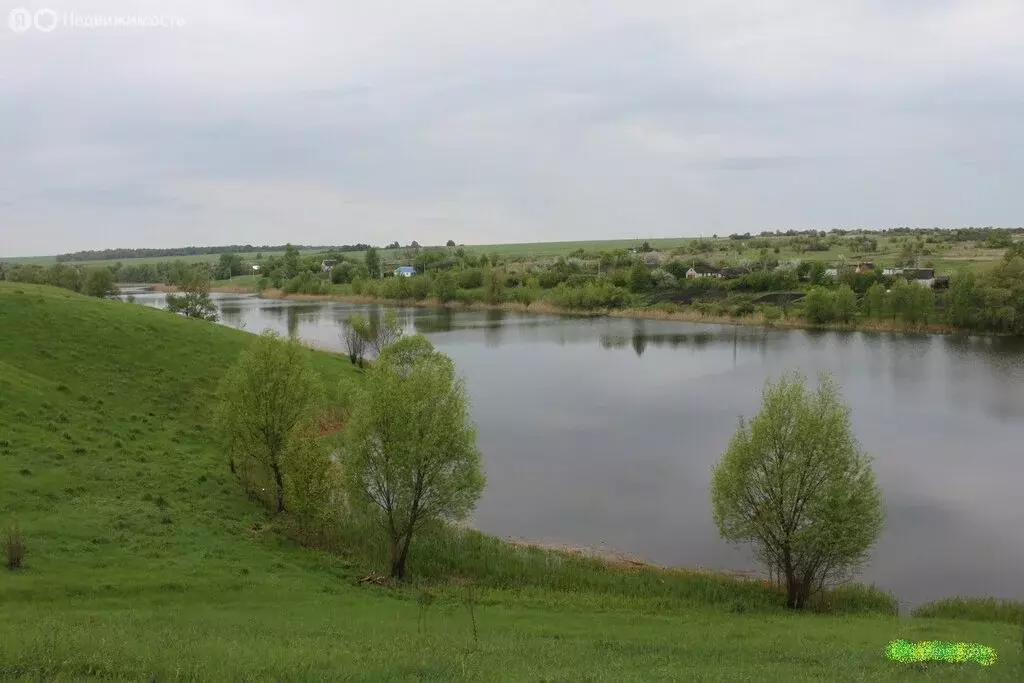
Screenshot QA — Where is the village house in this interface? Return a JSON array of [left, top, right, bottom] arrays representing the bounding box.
[[394, 266, 416, 277], [321, 259, 337, 272], [685, 264, 722, 279]]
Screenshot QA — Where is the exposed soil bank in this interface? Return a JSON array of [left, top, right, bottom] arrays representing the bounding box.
[[502, 535, 766, 581]]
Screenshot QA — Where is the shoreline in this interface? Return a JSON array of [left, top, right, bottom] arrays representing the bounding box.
[[501, 535, 766, 582], [148, 282, 961, 336]]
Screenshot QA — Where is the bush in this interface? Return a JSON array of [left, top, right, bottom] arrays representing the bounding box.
[[432, 271, 457, 303], [802, 286, 838, 324], [456, 268, 484, 289], [911, 596, 1024, 625], [761, 305, 783, 325], [281, 272, 328, 295], [732, 301, 756, 318], [650, 268, 678, 289], [4, 524, 25, 570], [652, 301, 680, 314], [550, 282, 631, 310]]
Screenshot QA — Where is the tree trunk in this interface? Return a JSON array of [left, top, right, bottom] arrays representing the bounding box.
[[389, 533, 414, 580], [271, 461, 285, 513]]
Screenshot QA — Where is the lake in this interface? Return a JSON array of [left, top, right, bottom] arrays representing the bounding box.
[[126, 289, 1024, 610]]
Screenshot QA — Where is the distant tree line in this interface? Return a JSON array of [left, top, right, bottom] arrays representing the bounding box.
[[54, 243, 375, 263]]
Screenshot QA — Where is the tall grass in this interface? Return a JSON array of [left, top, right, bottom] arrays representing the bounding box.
[[3, 523, 25, 570], [912, 597, 1024, 625], [315, 514, 898, 616]]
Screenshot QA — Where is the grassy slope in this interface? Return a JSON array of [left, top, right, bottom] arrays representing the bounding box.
[[0, 283, 1021, 681]]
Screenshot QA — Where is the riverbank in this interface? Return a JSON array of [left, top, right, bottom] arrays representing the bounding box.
[[153, 282, 961, 336]]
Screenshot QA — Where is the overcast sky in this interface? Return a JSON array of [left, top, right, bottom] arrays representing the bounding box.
[[2, 1, 1023, 256]]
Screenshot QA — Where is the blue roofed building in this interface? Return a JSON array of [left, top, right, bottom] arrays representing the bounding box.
[[394, 266, 416, 277]]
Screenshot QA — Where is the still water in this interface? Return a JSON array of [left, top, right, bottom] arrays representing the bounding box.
[[128, 289, 1024, 609]]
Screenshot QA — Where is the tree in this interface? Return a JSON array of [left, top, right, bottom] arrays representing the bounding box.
[[410, 240, 421, 249], [639, 241, 653, 253], [629, 260, 651, 293], [862, 283, 887, 318], [282, 243, 301, 279], [432, 270, 457, 303], [215, 331, 324, 513], [342, 339, 485, 578], [83, 268, 118, 298], [368, 310, 403, 355], [808, 262, 827, 286], [948, 272, 981, 329], [341, 315, 371, 366], [834, 285, 857, 323], [377, 334, 436, 376], [215, 252, 245, 280], [802, 286, 836, 324], [365, 247, 382, 279], [711, 373, 884, 609], [166, 274, 218, 321], [446, 239, 456, 248], [482, 267, 505, 304]]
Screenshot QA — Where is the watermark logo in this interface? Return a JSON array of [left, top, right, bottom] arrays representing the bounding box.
[[8, 7, 185, 32]]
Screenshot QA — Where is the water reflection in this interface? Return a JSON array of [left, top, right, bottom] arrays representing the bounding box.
[[414, 308, 456, 334], [484, 309, 505, 348]]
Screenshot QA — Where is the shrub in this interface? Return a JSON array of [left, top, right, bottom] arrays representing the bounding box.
[[456, 268, 484, 289], [432, 271, 457, 303], [4, 524, 25, 570], [281, 272, 328, 295], [761, 305, 783, 325], [650, 268, 678, 289], [550, 282, 631, 310], [732, 301, 756, 318], [802, 286, 837, 324], [652, 301, 680, 314]]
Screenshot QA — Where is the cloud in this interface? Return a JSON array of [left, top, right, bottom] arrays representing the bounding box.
[[2, 0, 1023, 255]]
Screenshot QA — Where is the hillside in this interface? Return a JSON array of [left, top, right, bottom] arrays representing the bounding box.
[[0, 282, 1021, 681]]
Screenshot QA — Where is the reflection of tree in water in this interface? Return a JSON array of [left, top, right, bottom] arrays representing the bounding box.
[[599, 330, 749, 352], [219, 304, 244, 328], [414, 308, 455, 334], [257, 304, 323, 339], [632, 332, 647, 357], [484, 309, 505, 348]]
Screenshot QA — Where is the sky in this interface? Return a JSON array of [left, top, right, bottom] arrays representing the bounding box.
[[2, 0, 1023, 257]]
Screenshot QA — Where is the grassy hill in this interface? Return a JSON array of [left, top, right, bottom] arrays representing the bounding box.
[[0, 283, 1021, 681]]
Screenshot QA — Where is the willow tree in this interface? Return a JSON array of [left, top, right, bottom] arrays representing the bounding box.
[[216, 331, 324, 513], [342, 336, 485, 578], [711, 372, 884, 609]]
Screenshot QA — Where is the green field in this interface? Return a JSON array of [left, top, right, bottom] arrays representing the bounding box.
[[2, 250, 303, 268], [7, 234, 1008, 278], [0, 282, 1022, 680]]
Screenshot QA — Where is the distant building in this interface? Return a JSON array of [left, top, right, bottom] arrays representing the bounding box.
[[881, 267, 938, 288], [685, 265, 722, 279], [251, 265, 260, 272], [905, 268, 936, 288], [321, 259, 337, 272], [394, 266, 416, 277], [855, 262, 875, 274]]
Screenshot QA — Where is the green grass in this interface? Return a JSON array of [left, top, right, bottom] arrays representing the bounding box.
[[913, 597, 1024, 626], [0, 282, 1022, 680]]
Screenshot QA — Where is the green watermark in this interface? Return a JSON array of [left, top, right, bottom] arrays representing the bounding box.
[[886, 640, 997, 666]]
